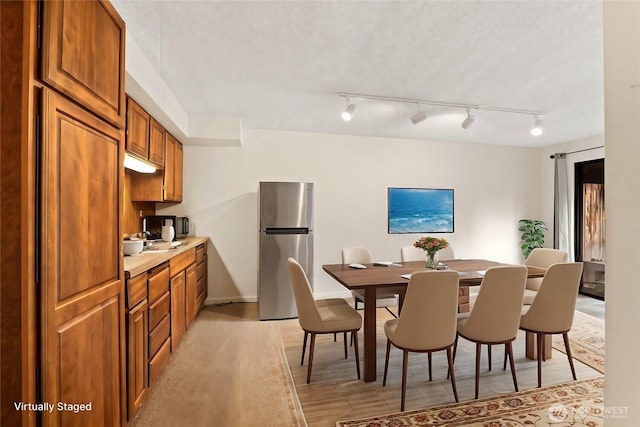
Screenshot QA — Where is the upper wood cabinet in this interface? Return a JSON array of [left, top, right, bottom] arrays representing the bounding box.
[[149, 118, 166, 167], [125, 97, 165, 168], [130, 132, 183, 203], [41, 0, 126, 128], [126, 97, 150, 159]]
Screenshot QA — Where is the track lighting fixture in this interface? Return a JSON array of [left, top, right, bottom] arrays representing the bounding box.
[[530, 115, 544, 136], [341, 97, 356, 121], [461, 109, 476, 130], [336, 92, 545, 136], [410, 104, 428, 125]]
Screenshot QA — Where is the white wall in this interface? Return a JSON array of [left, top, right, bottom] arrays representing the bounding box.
[[159, 129, 540, 302], [602, 0, 640, 422]]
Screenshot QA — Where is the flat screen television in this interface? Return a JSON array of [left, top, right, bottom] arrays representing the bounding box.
[[388, 187, 454, 234]]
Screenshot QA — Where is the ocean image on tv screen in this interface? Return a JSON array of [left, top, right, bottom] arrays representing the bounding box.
[[388, 188, 454, 233]]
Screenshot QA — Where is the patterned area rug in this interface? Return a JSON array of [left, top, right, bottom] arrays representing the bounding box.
[[336, 311, 605, 427], [552, 311, 605, 374], [336, 377, 604, 427]]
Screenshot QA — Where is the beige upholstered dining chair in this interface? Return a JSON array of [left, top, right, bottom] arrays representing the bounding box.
[[383, 270, 460, 411], [519, 262, 584, 388], [287, 258, 362, 384], [342, 247, 400, 316], [523, 248, 568, 305], [455, 266, 528, 399]]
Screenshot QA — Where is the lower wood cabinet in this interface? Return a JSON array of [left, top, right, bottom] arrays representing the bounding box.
[[186, 263, 198, 327], [170, 271, 187, 351], [127, 299, 148, 417]]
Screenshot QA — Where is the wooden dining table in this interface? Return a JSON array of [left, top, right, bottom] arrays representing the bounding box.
[[322, 259, 547, 382]]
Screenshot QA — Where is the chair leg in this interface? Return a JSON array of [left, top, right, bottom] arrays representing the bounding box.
[[474, 343, 481, 399], [487, 344, 492, 371], [306, 333, 316, 384], [536, 332, 543, 388], [446, 347, 459, 403], [383, 339, 391, 386], [301, 332, 308, 366], [398, 293, 404, 314], [334, 333, 337, 342], [384, 306, 397, 318], [448, 335, 458, 380], [563, 332, 577, 380], [401, 350, 409, 411], [503, 346, 508, 371], [353, 330, 360, 380], [428, 352, 432, 381], [343, 332, 348, 359], [506, 342, 518, 392]]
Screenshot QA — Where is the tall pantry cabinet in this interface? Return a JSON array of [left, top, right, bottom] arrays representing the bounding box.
[[1, 1, 127, 426]]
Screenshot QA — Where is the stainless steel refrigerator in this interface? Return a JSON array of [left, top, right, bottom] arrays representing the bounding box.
[[258, 182, 313, 320]]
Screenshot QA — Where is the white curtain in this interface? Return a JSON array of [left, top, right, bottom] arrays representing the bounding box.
[[554, 153, 571, 258]]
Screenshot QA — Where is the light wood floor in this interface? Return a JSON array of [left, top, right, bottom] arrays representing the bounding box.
[[277, 296, 605, 427]]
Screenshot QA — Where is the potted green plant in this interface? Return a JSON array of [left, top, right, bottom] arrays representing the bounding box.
[[518, 219, 547, 258]]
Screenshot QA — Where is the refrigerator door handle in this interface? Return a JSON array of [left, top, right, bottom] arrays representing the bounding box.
[[264, 227, 309, 235]]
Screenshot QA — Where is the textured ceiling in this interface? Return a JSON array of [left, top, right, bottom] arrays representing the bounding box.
[[112, 0, 604, 147]]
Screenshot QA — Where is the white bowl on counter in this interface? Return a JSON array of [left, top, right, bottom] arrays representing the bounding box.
[[123, 239, 144, 255]]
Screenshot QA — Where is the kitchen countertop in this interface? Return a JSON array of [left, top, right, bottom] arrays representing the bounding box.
[[124, 236, 210, 278]]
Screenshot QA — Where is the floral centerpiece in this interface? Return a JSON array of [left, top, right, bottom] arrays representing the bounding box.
[[414, 236, 449, 269]]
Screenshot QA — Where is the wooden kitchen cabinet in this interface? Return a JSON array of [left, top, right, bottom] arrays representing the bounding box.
[[127, 298, 148, 418], [130, 131, 183, 203], [149, 117, 166, 167], [4, 2, 126, 426], [147, 262, 171, 388], [40, 88, 126, 427], [170, 272, 187, 351], [196, 243, 208, 310], [185, 263, 198, 327], [126, 97, 150, 159], [41, 0, 126, 128]]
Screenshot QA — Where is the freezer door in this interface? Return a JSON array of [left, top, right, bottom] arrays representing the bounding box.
[[259, 182, 313, 229], [259, 232, 313, 320]]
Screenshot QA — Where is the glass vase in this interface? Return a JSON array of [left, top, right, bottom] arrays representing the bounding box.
[[426, 252, 438, 269]]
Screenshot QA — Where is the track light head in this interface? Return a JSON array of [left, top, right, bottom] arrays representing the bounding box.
[[410, 110, 428, 125], [461, 109, 476, 129], [341, 98, 356, 121], [531, 115, 544, 136]]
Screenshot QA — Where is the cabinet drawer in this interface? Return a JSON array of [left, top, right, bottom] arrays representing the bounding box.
[[127, 273, 148, 309], [196, 277, 205, 296], [196, 259, 206, 280], [148, 263, 170, 304], [170, 248, 196, 276], [148, 339, 171, 387], [148, 315, 170, 359], [196, 244, 206, 263], [148, 292, 170, 331]]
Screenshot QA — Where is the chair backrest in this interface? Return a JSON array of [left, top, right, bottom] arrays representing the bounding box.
[[459, 266, 528, 341], [520, 262, 584, 333], [524, 248, 568, 291], [287, 258, 322, 331], [401, 245, 455, 262], [342, 247, 373, 264], [390, 270, 459, 350], [400, 246, 424, 262]]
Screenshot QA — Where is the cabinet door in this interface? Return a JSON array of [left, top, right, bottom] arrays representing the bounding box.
[[149, 118, 165, 167], [174, 141, 184, 202], [164, 134, 177, 201], [185, 263, 198, 327], [127, 300, 148, 418], [41, 0, 125, 127], [170, 272, 186, 351], [40, 89, 125, 427], [126, 97, 150, 159]]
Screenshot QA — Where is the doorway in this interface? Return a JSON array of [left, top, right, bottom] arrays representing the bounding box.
[[574, 158, 605, 300]]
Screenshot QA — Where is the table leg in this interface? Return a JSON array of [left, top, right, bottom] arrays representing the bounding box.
[[363, 288, 378, 382], [525, 331, 552, 360]]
